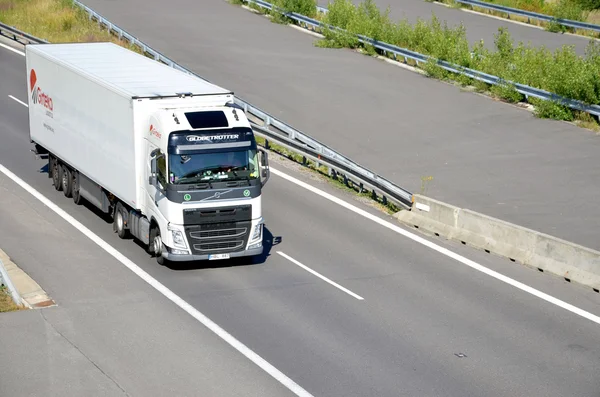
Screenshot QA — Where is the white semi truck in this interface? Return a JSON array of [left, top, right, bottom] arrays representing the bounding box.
[[26, 42, 270, 265]]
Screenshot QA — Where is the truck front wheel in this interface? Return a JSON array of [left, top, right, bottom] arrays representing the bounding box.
[[114, 202, 129, 239], [149, 226, 166, 266]]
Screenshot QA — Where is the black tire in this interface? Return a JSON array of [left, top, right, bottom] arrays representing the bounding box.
[[72, 172, 82, 205], [61, 165, 73, 198], [149, 225, 166, 266], [114, 202, 129, 239], [48, 156, 54, 180], [52, 158, 63, 191]]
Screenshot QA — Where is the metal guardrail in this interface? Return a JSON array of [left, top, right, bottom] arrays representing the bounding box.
[[319, 1, 600, 35], [452, 0, 600, 33], [0, 23, 49, 45], [0, 6, 414, 209], [0, 256, 22, 307], [247, 0, 600, 117]]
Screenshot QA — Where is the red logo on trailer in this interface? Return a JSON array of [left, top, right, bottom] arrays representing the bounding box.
[[30, 69, 54, 111]]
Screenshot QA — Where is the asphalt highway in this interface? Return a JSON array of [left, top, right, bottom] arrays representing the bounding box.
[[2, 41, 600, 396], [79, 0, 600, 251], [318, 0, 595, 54]]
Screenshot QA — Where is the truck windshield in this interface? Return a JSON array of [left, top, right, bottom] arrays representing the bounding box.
[[168, 149, 259, 184]]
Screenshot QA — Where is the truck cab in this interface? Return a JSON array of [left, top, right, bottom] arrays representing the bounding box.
[[138, 101, 270, 264]]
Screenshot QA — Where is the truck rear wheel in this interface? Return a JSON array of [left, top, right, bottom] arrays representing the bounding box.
[[61, 165, 73, 198], [72, 172, 82, 205], [52, 157, 63, 192]]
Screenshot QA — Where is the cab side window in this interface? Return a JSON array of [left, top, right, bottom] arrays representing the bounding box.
[[156, 149, 167, 187]]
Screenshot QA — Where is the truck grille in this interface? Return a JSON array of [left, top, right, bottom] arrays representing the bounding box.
[[189, 227, 247, 240], [184, 220, 251, 255], [193, 241, 245, 252]]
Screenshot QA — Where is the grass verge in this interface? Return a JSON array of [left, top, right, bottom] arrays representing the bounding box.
[[0, 0, 140, 52], [0, 286, 23, 313], [1, 0, 409, 213], [237, 0, 600, 132]]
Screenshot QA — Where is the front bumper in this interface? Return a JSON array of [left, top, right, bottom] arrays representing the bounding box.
[[161, 244, 264, 262]]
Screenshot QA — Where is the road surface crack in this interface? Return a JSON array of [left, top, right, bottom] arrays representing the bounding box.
[[40, 310, 130, 396]]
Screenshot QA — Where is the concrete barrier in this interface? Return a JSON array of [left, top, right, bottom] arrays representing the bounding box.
[[395, 194, 600, 292]]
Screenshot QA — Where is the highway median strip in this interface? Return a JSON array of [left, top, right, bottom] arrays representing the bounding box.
[[396, 194, 600, 294], [232, 0, 600, 132]]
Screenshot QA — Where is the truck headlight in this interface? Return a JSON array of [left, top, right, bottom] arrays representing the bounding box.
[[169, 228, 187, 249], [251, 223, 263, 242]]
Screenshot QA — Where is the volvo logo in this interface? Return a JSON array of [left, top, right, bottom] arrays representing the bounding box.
[[201, 189, 234, 201]]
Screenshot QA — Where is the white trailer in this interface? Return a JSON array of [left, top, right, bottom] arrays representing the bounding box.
[[26, 42, 270, 264]]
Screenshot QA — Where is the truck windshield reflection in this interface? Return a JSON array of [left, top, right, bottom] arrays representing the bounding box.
[[168, 149, 259, 184]]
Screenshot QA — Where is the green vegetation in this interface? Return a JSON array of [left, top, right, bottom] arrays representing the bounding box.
[[0, 286, 23, 313], [434, 0, 600, 35], [239, 0, 600, 130], [0, 0, 139, 51], [273, 0, 317, 18]]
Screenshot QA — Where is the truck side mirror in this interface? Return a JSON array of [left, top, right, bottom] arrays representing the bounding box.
[[258, 148, 270, 186]]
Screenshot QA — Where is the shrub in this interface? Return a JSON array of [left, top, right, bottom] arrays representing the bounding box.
[[273, 0, 317, 18], [322, 0, 600, 109]]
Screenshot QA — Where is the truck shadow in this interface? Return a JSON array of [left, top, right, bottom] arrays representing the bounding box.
[[156, 226, 281, 271]]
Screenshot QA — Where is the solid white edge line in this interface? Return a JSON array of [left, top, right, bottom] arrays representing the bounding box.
[[0, 164, 314, 397], [277, 251, 364, 301], [9, 95, 28, 108], [0, 42, 25, 56], [270, 167, 600, 326]]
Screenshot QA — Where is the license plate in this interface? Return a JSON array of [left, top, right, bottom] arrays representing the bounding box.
[[208, 253, 230, 260]]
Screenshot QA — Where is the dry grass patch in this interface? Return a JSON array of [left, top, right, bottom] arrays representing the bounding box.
[[0, 0, 139, 51], [0, 286, 23, 313]]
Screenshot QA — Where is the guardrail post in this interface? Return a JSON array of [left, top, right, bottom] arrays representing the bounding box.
[[316, 148, 323, 169]]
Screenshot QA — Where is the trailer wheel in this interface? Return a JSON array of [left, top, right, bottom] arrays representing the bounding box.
[[52, 158, 63, 191], [72, 172, 82, 205], [48, 156, 54, 180], [114, 202, 129, 239], [61, 165, 73, 198]]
